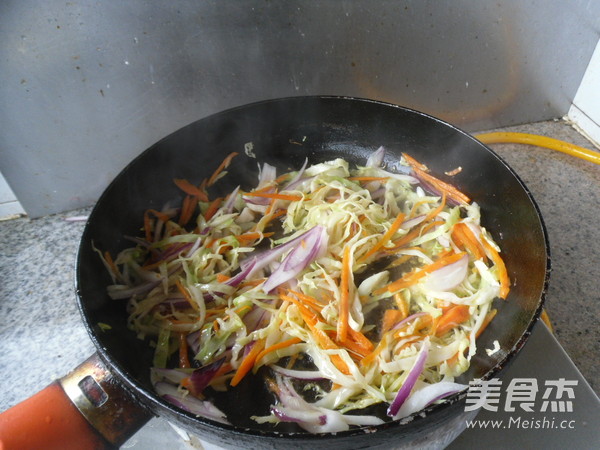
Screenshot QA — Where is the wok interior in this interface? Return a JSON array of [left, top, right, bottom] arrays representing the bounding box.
[[76, 97, 548, 440]]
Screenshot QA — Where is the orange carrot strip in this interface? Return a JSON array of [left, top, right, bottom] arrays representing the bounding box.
[[481, 238, 510, 299], [452, 222, 487, 262], [386, 254, 413, 269], [178, 332, 191, 368], [281, 294, 350, 375], [540, 309, 553, 332], [207, 152, 239, 187], [413, 166, 471, 205], [233, 305, 252, 316], [377, 251, 466, 295], [103, 251, 120, 279], [180, 376, 193, 392], [407, 192, 445, 223], [143, 211, 154, 242], [215, 273, 231, 283], [443, 309, 498, 366], [444, 351, 461, 366], [214, 362, 234, 379], [395, 335, 424, 353], [401, 153, 470, 204], [402, 153, 429, 171], [387, 227, 423, 250], [173, 179, 209, 202], [359, 212, 406, 262], [395, 315, 434, 337], [421, 251, 467, 274], [360, 335, 389, 367], [238, 278, 267, 288], [178, 196, 190, 226], [230, 339, 265, 387], [204, 197, 223, 221], [337, 246, 351, 343], [345, 327, 374, 353], [287, 290, 324, 313], [382, 309, 405, 335], [251, 208, 287, 234], [147, 208, 172, 223], [205, 307, 227, 318], [217, 245, 232, 255], [373, 271, 423, 296], [252, 184, 279, 194], [330, 325, 374, 355], [279, 293, 306, 311], [326, 330, 371, 359], [268, 209, 288, 220], [393, 292, 410, 320], [178, 195, 198, 226], [243, 191, 303, 202], [435, 304, 471, 337], [422, 191, 447, 223], [388, 220, 444, 250], [143, 210, 174, 245], [175, 279, 199, 312], [408, 198, 433, 218], [254, 337, 303, 367], [328, 355, 351, 375], [235, 231, 275, 243], [263, 197, 277, 217], [274, 173, 291, 184]]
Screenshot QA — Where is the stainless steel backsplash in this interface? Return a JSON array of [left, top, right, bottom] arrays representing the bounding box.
[[1, 0, 599, 217]]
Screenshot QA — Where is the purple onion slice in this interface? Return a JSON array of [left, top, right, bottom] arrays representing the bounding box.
[[188, 358, 226, 394], [387, 336, 431, 417], [392, 381, 467, 419], [366, 146, 386, 168], [231, 225, 327, 290], [222, 185, 240, 214], [390, 312, 428, 332], [269, 374, 383, 433], [262, 226, 328, 293], [282, 157, 309, 190], [154, 382, 229, 424]]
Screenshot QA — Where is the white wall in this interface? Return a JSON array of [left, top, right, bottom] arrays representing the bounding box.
[[568, 39, 600, 148]]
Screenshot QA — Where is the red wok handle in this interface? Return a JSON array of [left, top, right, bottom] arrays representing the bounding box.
[[0, 354, 153, 449]]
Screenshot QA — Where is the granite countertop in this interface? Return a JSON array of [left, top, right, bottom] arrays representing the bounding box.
[[1, 119, 598, 418]]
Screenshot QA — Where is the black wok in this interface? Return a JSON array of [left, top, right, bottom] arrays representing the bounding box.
[[0, 97, 550, 449]]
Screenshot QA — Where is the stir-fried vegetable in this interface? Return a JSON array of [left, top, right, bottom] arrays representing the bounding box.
[[98, 148, 509, 431]]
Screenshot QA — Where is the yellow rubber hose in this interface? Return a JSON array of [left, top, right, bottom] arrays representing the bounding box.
[[475, 132, 600, 165], [540, 309, 554, 333]]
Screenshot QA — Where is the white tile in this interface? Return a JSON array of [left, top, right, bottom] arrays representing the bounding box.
[[0, 201, 26, 219], [0, 171, 25, 218]]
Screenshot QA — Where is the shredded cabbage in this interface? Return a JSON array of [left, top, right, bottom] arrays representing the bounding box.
[[100, 149, 508, 431]]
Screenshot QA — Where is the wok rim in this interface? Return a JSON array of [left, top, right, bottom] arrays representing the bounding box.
[[76, 95, 551, 442]]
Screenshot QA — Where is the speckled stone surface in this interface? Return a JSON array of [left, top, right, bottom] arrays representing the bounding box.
[[0, 120, 598, 418], [0, 207, 95, 409]]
